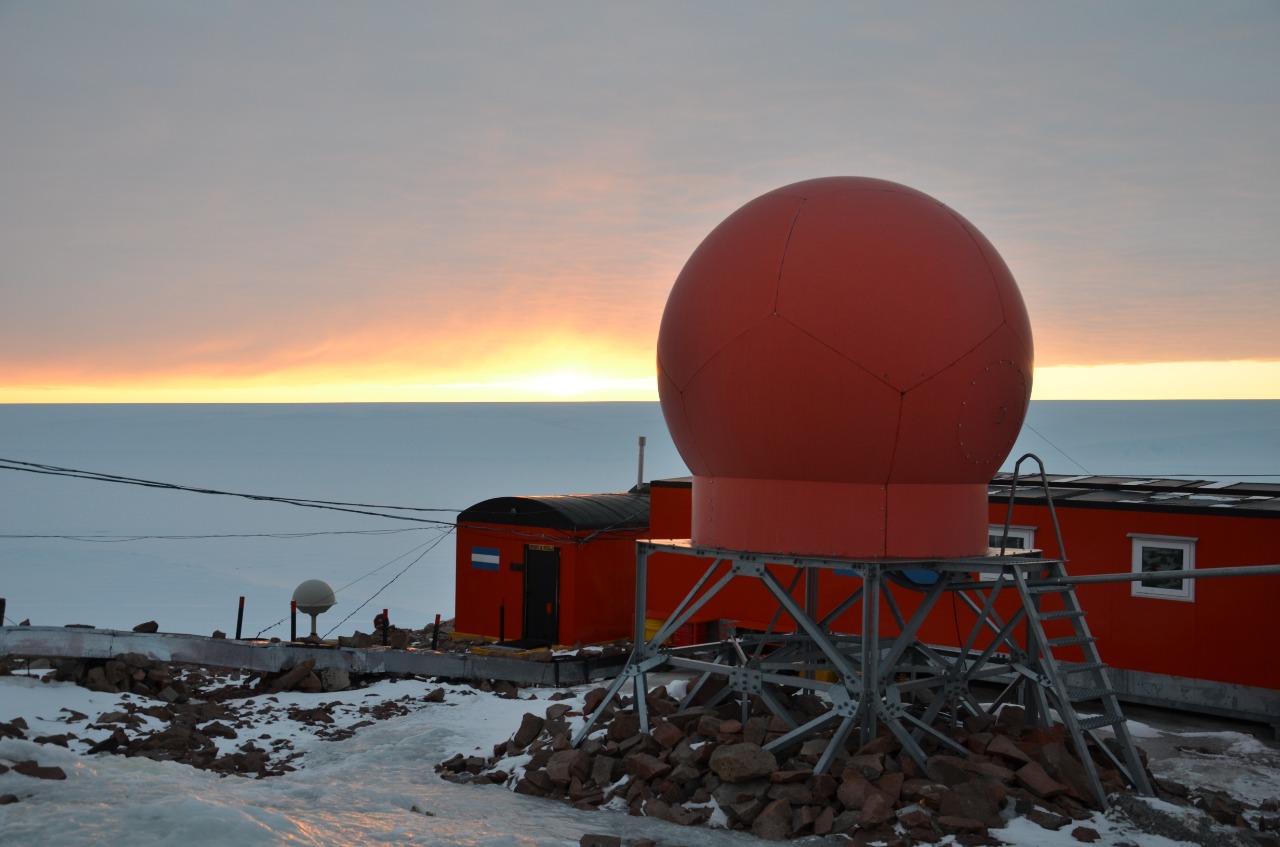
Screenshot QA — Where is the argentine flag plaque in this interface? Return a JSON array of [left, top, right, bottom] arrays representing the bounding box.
[[470, 546, 500, 571]]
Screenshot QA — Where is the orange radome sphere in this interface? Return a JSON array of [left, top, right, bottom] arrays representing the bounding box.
[[657, 177, 1033, 558]]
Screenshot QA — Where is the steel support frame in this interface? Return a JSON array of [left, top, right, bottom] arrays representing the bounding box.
[[574, 539, 1147, 795]]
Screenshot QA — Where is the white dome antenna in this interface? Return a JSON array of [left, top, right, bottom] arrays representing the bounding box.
[[292, 579, 336, 643]]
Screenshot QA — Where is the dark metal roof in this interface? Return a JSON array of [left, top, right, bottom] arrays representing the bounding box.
[[458, 492, 650, 532], [990, 473, 1280, 519]]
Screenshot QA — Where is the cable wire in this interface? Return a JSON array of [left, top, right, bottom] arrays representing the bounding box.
[[322, 528, 455, 638], [0, 528, 435, 542], [0, 458, 459, 526]]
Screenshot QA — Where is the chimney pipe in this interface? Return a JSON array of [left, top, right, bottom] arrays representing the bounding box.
[[636, 436, 647, 488]]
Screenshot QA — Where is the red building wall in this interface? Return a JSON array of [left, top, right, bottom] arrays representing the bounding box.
[[454, 523, 529, 641], [979, 503, 1280, 690], [455, 522, 640, 646], [644, 481, 1280, 692]]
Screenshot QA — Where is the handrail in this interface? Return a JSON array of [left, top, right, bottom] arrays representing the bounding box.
[[1000, 452, 1067, 561]]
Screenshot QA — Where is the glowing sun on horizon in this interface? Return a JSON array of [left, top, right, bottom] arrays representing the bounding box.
[[519, 370, 618, 397]]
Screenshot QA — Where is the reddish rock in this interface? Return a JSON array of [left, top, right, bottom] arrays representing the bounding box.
[[854, 733, 899, 756], [901, 779, 953, 808], [659, 708, 703, 734], [644, 797, 703, 826], [744, 715, 771, 745], [846, 753, 886, 781], [546, 749, 592, 785], [770, 769, 809, 783], [937, 815, 987, 835], [1016, 760, 1070, 798], [625, 752, 672, 782], [651, 721, 685, 749], [940, 781, 1005, 828], [606, 711, 640, 742], [1027, 808, 1071, 830], [582, 688, 609, 716], [767, 781, 812, 804], [1071, 825, 1101, 842], [796, 738, 830, 763], [709, 742, 777, 783], [986, 733, 1031, 764], [713, 778, 771, 823], [133, 620, 159, 633], [752, 798, 794, 840], [200, 721, 237, 739], [965, 759, 1017, 784], [267, 659, 316, 694], [896, 803, 933, 829], [995, 705, 1026, 735], [568, 776, 603, 805], [512, 713, 545, 749], [669, 761, 701, 784], [1038, 740, 1098, 805], [13, 760, 67, 780], [810, 772, 838, 802], [875, 770, 905, 803], [813, 805, 835, 835], [591, 755, 621, 788], [791, 803, 819, 834], [924, 755, 971, 787], [859, 791, 895, 827], [964, 714, 996, 734], [545, 703, 573, 721], [836, 770, 876, 810], [695, 714, 722, 737], [84, 667, 116, 694]]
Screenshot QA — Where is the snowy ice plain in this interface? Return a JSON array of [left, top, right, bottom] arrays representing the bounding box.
[[1, 667, 1278, 846], [2, 401, 1277, 636], [1, 401, 1279, 845]]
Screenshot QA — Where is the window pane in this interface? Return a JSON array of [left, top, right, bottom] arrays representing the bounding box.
[[1139, 545, 1185, 590]]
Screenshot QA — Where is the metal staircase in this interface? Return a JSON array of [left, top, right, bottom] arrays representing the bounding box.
[[999, 454, 1153, 803], [1012, 557, 1154, 802]]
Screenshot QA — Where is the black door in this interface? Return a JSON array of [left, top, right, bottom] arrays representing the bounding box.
[[522, 544, 560, 645]]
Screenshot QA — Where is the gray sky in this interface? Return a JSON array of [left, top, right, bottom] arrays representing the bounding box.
[[2, 1, 1277, 398]]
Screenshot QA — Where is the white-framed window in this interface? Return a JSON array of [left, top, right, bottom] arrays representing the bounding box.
[[980, 525, 1037, 580], [1129, 534, 1196, 601], [989, 525, 1035, 552]]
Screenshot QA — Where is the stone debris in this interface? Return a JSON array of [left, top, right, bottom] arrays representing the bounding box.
[[437, 685, 1278, 846], [0, 653, 531, 794]]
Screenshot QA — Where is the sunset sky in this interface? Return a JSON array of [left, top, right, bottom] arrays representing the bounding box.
[[2, 2, 1277, 402]]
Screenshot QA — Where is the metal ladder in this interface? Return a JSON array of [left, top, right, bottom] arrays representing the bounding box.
[[1000, 455, 1154, 803]]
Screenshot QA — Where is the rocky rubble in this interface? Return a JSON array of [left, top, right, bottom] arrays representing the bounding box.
[[0, 653, 469, 787], [437, 683, 1277, 846]]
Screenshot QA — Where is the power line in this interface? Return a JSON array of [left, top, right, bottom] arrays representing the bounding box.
[[323, 529, 455, 638], [0, 457, 460, 526], [252, 528, 455, 639], [0, 528, 436, 542], [1019, 422, 1091, 475], [0, 457, 654, 545]]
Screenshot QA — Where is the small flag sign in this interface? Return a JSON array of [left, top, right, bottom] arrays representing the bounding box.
[[471, 546, 500, 571]]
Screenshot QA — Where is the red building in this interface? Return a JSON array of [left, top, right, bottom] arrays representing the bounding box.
[[640, 475, 1280, 726], [454, 476, 1279, 725], [454, 492, 648, 647]]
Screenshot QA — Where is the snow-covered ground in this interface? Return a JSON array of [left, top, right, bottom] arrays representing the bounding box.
[[1, 667, 1277, 847]]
